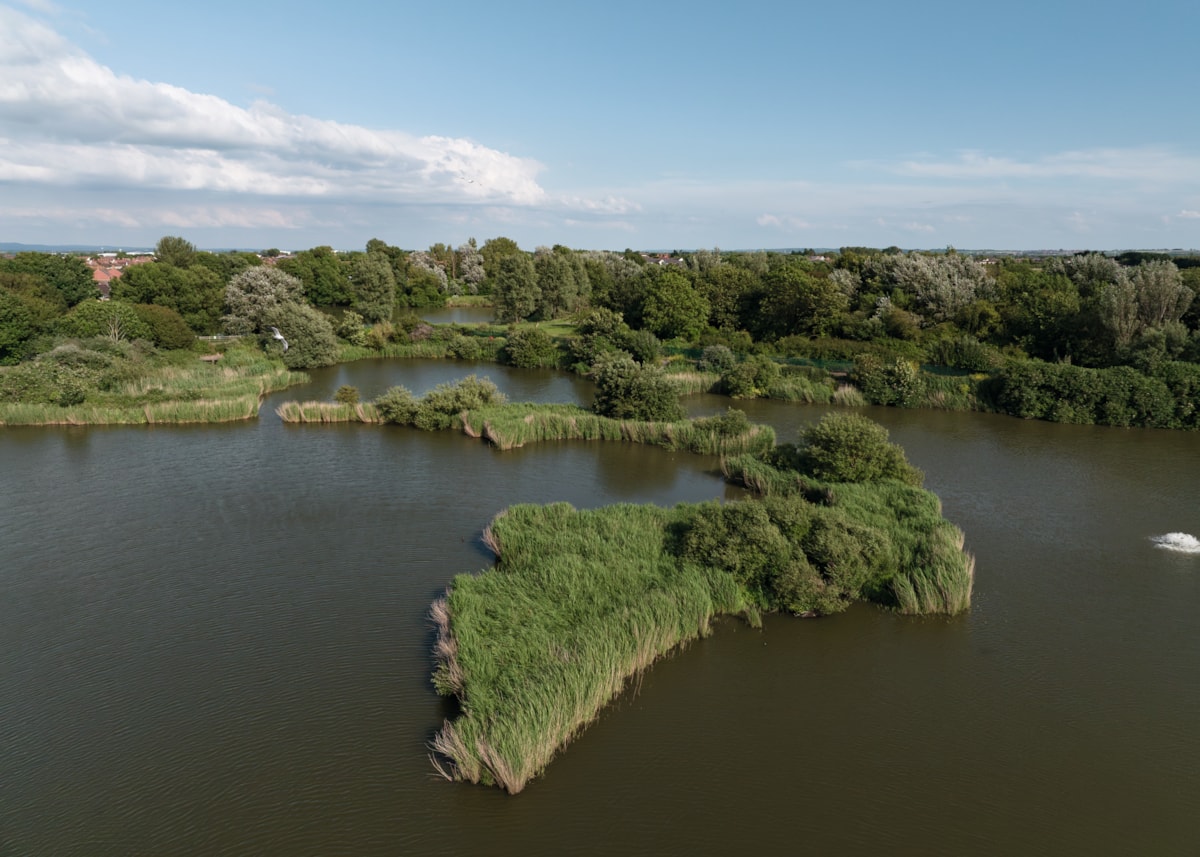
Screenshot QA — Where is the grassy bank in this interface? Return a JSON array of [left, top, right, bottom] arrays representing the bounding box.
[[0, 342, 305, 426]]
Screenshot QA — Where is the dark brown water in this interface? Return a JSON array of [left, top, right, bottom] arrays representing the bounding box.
[[2, 364, 1198, 856]]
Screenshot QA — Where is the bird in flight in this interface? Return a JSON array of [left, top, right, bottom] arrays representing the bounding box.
[[269, 326, 289, 353]]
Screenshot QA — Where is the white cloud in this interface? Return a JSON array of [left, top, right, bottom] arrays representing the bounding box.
[[902, 222, 936, 234], [1178, 210, 1200, 219], [0, 6, 548, 206]]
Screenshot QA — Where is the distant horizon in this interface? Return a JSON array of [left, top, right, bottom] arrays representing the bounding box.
[[3, 240, 1199, 258]]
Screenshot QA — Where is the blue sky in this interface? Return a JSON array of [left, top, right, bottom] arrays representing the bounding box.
[[2, 0, 1198, 252]]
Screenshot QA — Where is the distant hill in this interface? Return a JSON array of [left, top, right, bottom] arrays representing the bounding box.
[[0, 242, 154, 254]]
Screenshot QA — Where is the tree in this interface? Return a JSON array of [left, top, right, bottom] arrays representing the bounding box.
[[492, 253, 539, 323], [223, 267, 306, 334], [1132, 260, 1192, 329], [132, 304, 196, 349], [112, 261, 224, 332], [277, 246, 351, 306], [755, 264, 846, 339], [0, 288, 35, 364], [265, 301, 340, 369], [348, 252, 396, 323], [154, 235, 198, 268], [640, 270, 709, 341], [532, 246, 580, 319], [58, 300, 152, 342], [481, 236, 521, 285], [0, 252, 96, 306], [456, 238, 485, 292]]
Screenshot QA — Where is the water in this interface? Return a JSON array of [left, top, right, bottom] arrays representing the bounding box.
[[2, 364, 1199, 856]]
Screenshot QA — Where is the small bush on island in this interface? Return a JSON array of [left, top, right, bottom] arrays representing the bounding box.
[[430, 412, 973, 793], [502, 326, 562, 368], [590, 352, 684, 422]]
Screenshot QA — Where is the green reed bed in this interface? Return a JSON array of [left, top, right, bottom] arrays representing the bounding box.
[[431, 502, 752, 793], [275, 401, 381, 423], [459, 402, 775, 456], [432, 478, 974, 792], [0, 345, 306, 425], [666, 370, 721, 396]]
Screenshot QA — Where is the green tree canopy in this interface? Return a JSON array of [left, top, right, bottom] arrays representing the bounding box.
[[154, 235, 198, 268], [493, 253, 539, 324], [112, 262, 224, 333], [0, 252, 96, 307], [641, 270, 709, 341]]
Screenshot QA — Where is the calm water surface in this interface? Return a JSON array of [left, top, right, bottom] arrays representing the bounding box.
[[2, 362, 1198, 856]]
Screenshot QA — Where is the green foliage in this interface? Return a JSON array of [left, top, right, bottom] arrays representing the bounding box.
[[348, 252, 396, 322], [987, 360, 1179, 428], [851, 355, 924, 407], [111, 261, 225, 333], [268, 302, 339, 370], [641, 270, 709, 341], [590, 352, 684, 422], [796, 413, 924, 485], [926, 334, 1002, 372], [431, 474, 972, 790], [59, 300, 153, 342], [373, 385, 418, 424], [132, 303, 196, 350], [0, 252, 97, 307], [0, 288, 36, 364], [223, 267, 306, 334], [720, 355, 781, 398], [334, 385, 360, 405], [697, 344, 737, 373], [154, 235, 197, 268], [336, 310, 368, 346], [277, 246, 351, 306], [493, 253, 539, 324], [502, 326, 562, 368], [446, 333, 484, 360]]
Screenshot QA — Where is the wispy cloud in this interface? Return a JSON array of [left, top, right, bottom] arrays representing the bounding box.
[[882, 148, 1200, 183], [0, 5, 548, 206]]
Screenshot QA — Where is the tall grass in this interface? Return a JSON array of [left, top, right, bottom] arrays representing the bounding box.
[[275, 401, 381, 423], [460, 403, 775, 456], [431, 502, 751, 793], [431, 480, 974, 792], [0, 345, 306, 425], [666, 370, 720, 396]]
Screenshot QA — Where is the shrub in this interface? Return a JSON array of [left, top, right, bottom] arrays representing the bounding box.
[[590, 353, 684, 422], [720, 355, 781, 398], [697, 344, 737, 374], [413, 375, 507, 430], [132, 303, 195, 350], [334, 385, 360, 405], [374, 385, 418, 424], [926, 334, 1002, 372], [447, 334, 484, 360], [852, 355, 924, 406], [797, 412, 924, 485], [337, 310, 368, 346], [502, 327, 562, 368]]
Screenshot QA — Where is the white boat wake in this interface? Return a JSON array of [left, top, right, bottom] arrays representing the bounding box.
[[1150, 533, 1200, 554]]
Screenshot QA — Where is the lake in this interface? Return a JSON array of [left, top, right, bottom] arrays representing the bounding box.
[[2, 359, 1198, 855]]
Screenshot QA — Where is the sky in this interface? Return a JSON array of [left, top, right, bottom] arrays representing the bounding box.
[[1, 0, 1199, 253]]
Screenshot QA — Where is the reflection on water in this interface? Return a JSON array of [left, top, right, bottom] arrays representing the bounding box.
[[2, 361, 1199, 856]]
